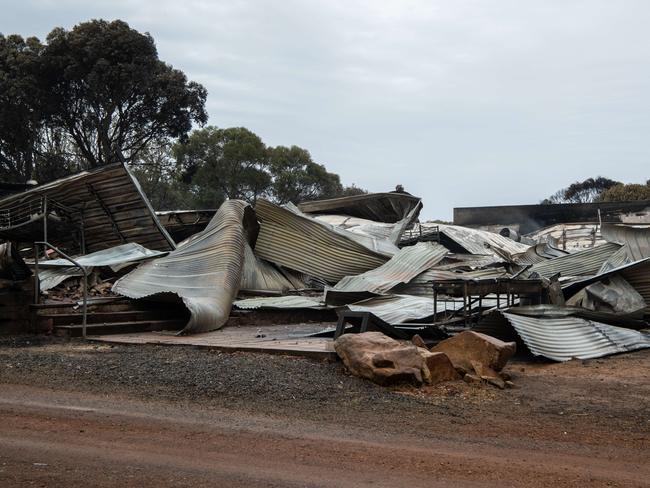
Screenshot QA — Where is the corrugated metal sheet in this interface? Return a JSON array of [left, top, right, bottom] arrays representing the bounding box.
[[392, 266, 509, 297], [435, 224, 530, 256], [621, 260, 650, 313], [500, 311, 650, 361], [35, 242, 168, 291], [38, 242, 167, 268], [297, 192, 422, 223], [512, 242, 569, 265], [601, 224, 650, 259], [254, 199, 393, 283], [525, 242, 621, 279], [0, 164, 175, 254], [565, 275, 646, 315], [234, 295, 325, 310], [240, 243, 306, 291], [525, 223, 606, 251], [326, 242, 447, 302], [347, 295, 434, 324], [312, 215, 400, 243], [599, 224, 650, 272], [113, 200, 254, 334]]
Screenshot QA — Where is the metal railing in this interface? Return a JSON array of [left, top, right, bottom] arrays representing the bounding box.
[[33, 241, 88, 338]]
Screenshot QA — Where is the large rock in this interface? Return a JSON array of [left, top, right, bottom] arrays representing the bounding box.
[[334, 332, 459, 386], [431, 331, 516, 374], [420, 350, 461, 384]]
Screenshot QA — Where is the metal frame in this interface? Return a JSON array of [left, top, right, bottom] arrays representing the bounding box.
[[430, 278, 546, 326], [33, 241, 89, 338]]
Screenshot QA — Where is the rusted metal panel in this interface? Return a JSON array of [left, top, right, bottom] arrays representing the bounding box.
[[0, 164, 175, 254]]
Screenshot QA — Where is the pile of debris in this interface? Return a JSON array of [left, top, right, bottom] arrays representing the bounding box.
[[1, 164, 649, 378]]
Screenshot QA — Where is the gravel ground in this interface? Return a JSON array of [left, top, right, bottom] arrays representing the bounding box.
[[0, 335, 460, 420], [1, 334, 649, 441], [2, 335, 649, 488]]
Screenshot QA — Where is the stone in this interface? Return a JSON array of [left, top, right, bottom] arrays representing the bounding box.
[[419, 351, 461, 384], [484, 376, 506, 389], [334, 332, 458, 386], [411, 334, 428, 350], [431, 331, 516, 374], [470, 360, 500, 380], [463, 373, 482, 384]]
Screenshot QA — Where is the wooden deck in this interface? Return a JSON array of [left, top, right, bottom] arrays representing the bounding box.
[[88, 323, 338, 360]]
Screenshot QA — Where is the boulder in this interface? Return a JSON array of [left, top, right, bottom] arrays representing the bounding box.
[[420, 350, 461, 384], [411, 334, 428, 350], [334, 332, 458, 386], [431, 331, 516, 374]]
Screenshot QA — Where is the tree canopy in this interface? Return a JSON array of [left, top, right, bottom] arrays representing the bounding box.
[[167, 126, 365, 209], [0, 34, 43, 181], [599, 181, 650, 202], [543, 177, 650, 204], [0, 20, 207, 182], [1, 20, 364, 210], [542, 177, 621, 204]]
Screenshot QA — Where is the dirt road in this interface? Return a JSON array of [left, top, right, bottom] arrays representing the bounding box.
[[0, 338, 648, 487]]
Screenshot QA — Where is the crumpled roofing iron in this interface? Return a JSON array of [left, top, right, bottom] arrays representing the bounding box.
[[253, 199, 394, 283], [430, 223, 530, 257], [297, 192, 422, 223], [34, 242, 167, 291], [524, 242, 621, 279], [492, 308, 650, 361], [113, 200, 255, 334], [325, 242, 448, 305]]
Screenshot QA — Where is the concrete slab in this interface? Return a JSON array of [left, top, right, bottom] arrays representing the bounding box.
[[88, 322, 337, 361]]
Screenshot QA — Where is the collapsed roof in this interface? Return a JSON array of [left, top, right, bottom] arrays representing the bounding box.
[[8, 166, 648, 362], [0, 163, 175, 254], [297, 192, 422, 223]]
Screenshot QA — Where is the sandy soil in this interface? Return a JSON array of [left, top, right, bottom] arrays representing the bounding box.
[[0, 336, 648, 487]]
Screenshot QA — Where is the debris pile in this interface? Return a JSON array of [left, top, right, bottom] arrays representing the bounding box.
[[1, 163, 649, 372]]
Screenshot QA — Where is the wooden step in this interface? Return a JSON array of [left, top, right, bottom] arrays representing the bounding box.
[[55, 319, 186, 338], [42, 310, 188, 327]]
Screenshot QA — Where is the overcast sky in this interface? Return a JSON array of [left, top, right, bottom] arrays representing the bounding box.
[[2, 1, 649, 219]]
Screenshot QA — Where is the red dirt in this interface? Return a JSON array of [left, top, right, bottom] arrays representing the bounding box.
[[0, 341, 649, 487]]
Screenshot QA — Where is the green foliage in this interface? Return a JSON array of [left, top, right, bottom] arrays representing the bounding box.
[[0, 34, 43, 181], [542, 176, 621, 204], [268, 145, 344, 204], [41, 19, 207, 168], [598, 182, 650, 202], [0, 20, 207, 183], [172, 127, 366, 208], [130, 140, 192, 210], [174, 127, 270, 207]]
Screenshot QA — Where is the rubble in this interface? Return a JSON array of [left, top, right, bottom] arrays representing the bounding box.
[[1, 163, 649, 367], [431, 331, 516, 375]]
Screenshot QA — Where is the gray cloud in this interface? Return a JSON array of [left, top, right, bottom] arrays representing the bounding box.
[[2, 0, 649, 218]]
